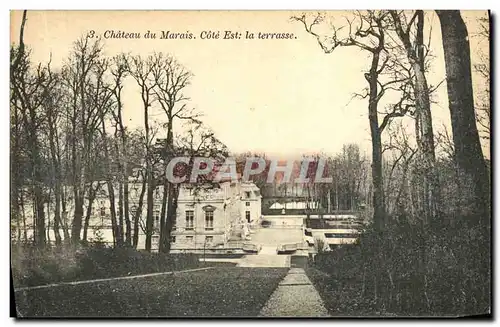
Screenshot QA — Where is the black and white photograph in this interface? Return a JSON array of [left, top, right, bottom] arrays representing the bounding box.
[[9, 9, 491, 318]]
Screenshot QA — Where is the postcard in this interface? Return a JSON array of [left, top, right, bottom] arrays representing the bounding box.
[[10, 10, 491, 318]]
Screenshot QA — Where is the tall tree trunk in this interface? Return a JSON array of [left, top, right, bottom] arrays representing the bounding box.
[[11, 10, 27, 245], [54, 122, 70, 242], [82, 197, 91, 244], [61, 185, 70, 243], [132, 173, 147, 248], [113, 136, 125, 245], [390, 10, 440, 224], [106, 183, 119, 246], [159, 183, 168, 252], [101, 122, 121, 247], [414, 111, 423, 216], [145, 171, 154, 251], [70, 114, 84, 244], [12, 11, 47, 247], [72, 191, 84, 243], [46, 192, 51, 245], [72, 91, 88, 245], [72, 39, 97, 245], [367, 51, 386, 230], [159, 120, 173, 253], [413, 11, 439, 224], [33, 177, 46, 246], [83, 182, 99, 243], [118, 177, 124, 244], [144, 106, 154, 252], [163, 184, 179, 253], [27, 118, 46, 247], [20, 192, 28, 242], [11, 106, 21, 244], [52, 183, 62, 246], [123, 166, 131, 246], [118, 113, 131, 246], [48, 118, 63, 245], [112, 58, 131, 246], [436, 10, 490, 226], [55, 175, 69, 241]]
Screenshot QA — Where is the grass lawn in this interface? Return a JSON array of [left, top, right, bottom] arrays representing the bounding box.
[[12, 247, 202, 288], [15, 267, 288, 317], [305, 266, 378, 317]]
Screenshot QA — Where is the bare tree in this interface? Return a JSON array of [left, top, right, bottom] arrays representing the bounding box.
[[473, 16, 490, 142], [389, 10, 441, 225], [436, 10, 490, 227], [167, 122, 229, 253], [152, 54, 198, 253], [127, 54, 163, 251], [11, 10, 58, 246], [44, 68, 71, 244], [10, 10, 28, 244], [123, 128, 149, 248], [382, 121, 418, 216], [61, 37, 105, 244], [108, 54, 132, 245], [293, 11, 407, 230]]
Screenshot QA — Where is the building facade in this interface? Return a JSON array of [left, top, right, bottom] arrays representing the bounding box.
[[13, 178, 262, 253], [171, 182, 262, 252]]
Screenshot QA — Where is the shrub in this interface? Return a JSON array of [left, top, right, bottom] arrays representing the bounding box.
[[313, 237, 327, 253], [308, 214, 491, 316], [11, 245, 201, 288]]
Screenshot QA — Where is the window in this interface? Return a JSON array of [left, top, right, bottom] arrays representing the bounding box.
[[245, 191, 251, 198], [186, 211, 194, 230], [205, 210, 214, 230], [245, 201, 250, 207], [186, 236, 193, 243], [172, 219, 177, 231], [205, 236, 213, 244], [245, 211, 251, 223], [171, 236, 176, 243], [155, 210, 160, 225], [100, 207, 106, 217]]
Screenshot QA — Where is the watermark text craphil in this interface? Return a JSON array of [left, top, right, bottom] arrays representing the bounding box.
[[165, 157, 333, 184]]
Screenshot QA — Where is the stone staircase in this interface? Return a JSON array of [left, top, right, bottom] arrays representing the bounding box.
[[237, 245, 290, 268]]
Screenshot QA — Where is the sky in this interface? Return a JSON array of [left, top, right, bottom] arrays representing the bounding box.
[[10, 10, 489, 158]]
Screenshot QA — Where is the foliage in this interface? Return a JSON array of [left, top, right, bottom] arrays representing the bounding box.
[[11, 245, 200, 288], [88, 228, 107, 249], [313, 237, 327, 254], [309, 213, 491, 316]]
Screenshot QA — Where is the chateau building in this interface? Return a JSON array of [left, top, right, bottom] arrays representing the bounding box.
[[171, 181, 262, 252], [14, 176, 262, 252]]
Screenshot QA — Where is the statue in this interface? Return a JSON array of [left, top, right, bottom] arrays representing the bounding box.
[[241, 218, 251, 240]]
